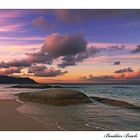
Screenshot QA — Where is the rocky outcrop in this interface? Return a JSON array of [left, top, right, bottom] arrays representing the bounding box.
[[90, 96, 140, 110], [16, 89, 92, 106], [12, 84, 52, 89]]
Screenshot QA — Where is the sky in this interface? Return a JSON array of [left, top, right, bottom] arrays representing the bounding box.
[[0, 9, 140, 83]]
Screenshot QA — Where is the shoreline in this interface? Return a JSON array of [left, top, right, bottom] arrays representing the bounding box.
[[0, 99, 60, 131]]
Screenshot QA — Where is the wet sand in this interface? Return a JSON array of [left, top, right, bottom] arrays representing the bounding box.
[[0, 99, 59, 131]]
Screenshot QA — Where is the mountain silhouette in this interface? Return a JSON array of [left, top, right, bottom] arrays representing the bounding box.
[[0, 75, 37, 84]]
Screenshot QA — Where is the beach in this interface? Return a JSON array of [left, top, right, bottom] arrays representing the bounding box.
[[0, 99, 59, 131], [0, 84, 140, 131]]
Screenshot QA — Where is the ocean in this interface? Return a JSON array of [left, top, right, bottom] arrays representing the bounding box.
[[0, 84, 140, 130]]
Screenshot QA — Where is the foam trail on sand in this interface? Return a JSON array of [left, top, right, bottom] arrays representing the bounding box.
[[55, 121, 66, 130]]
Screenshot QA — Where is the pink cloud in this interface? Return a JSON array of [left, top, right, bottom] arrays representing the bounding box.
[[0, 10, 23, 22], [0, 24, 26, 32], [0, 36, 44, 41], [0, 67, 21, 75], [32, 16, 48, 26], [114, 71, 140, 79]]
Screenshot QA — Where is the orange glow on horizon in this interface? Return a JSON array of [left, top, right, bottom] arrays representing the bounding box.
[[114, 71, 140, 79]]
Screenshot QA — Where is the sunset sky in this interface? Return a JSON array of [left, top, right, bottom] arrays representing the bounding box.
[[0, 9, 140, 83]]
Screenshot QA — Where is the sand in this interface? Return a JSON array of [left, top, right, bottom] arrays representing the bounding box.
[[0, 99, 59, 131]]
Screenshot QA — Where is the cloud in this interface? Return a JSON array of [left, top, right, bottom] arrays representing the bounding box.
[[26, 52, 51, 64], [42, 33, 87, 56], [81, 74, 115, 82], [81, 70, 140, 83], [0, 33, 128, 70], [32, 16, 54, 29], [0, 67, 21, 75], [0, 24, 25, 32], [0, 60, 31, 68], [0, 33, 100, 70], [114, 70, 140, 80], [27, 33, 99, 67], [131, 45, 140, 53], [114, 67, 134, 73], [58, 47, 100, 68], [96, 45, 126, 57], [0, 36, 44, 41], [28, 65, 68, 77], [53, 10, 140, 23], [107, 45, 126, 51], [0, 10, 24, 22], [53, 10, 123, 23], [32, 16, 48, 26], [113, 61, 120, 65]]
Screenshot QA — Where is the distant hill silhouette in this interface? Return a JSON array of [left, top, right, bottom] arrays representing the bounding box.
[[0, 75, 37, 84]]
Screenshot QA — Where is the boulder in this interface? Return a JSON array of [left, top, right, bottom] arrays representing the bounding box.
[[16, 89, 92, 106]]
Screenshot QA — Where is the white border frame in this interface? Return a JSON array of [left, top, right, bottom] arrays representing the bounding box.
[[0, 0, 140, 139], [0, 0, 140, 9]]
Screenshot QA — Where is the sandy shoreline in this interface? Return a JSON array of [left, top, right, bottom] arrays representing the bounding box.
[[0, 99, 59, 131]]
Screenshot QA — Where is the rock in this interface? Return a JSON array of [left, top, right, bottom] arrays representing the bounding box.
[[11, 84, 52, 89], [90, 96, 140, 110], [16, 89, 92, 106]]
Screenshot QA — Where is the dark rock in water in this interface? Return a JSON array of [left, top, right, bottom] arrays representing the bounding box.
[[0, 75, 37, 84], [11, 84, 53, 89], [112, 86, 131, 89], [90, 96, 140, 110], [16, 89, 92, 106], [52, 86, 62, 88]]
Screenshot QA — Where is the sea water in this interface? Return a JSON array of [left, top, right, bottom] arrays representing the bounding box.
[[0, 84, 140, 130]]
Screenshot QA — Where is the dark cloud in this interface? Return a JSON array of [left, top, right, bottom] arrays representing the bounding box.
[[26, 52, 53, 64], [108, 45, 125, 51], [0, 33, 100, 70], [0, 33, 125, 70], [114, 67, 134, 73], [98, 45, 126, 54], [131, 45, 140, 53], [27, 33, 99, 68], [113, 61, 120, 65], [28, 65, 68, 77], [58, 56, 76, 68], [81, 74, 115, 81], [58, 47, 99, 68], [41, 33, 87, 56], [0, 60, 31, 68], [76, 47, 100, 62], [0, 67, 21, 75]]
